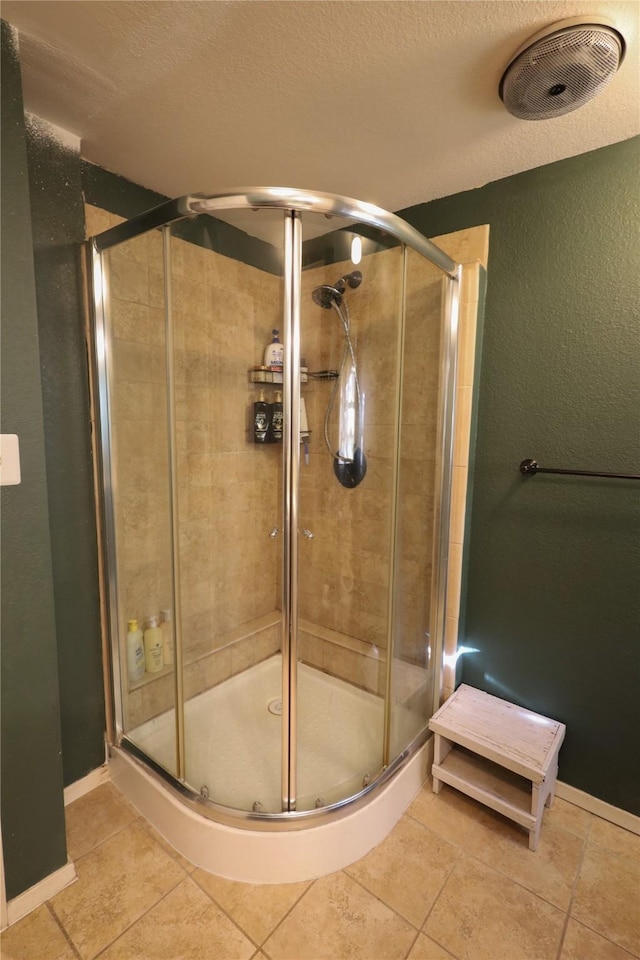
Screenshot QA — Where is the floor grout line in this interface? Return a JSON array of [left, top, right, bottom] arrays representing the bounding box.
[[91, 871, 189, 959], [415, 852, 462, 957], [45, 900, 83, 960], [255, 875, 319, 951], [553, 814, 592, 960], [188, 869, 262, 952], [342, 869, 421, 933], [190, 864, 318, 952]]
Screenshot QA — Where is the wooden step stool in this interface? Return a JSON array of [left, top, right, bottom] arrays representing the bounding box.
[[429, 684, 566, 851]]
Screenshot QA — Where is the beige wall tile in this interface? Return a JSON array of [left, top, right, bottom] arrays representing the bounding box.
[[461, 261, 480, 303], [445, 543, 463, 620], [457, 298, 479, 389], [452, 385, 472, 468], [108, 252, 149, 305], [449, 465, 468, 546], [85, 203, 113, 238], [432, 224, 490, 268]]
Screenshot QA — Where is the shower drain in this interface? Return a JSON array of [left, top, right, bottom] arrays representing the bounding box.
[[267, 698, 283, 716]]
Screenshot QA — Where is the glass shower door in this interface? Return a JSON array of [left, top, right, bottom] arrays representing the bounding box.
[[389, 250, 450, 759], [293, 214, 405, 810], [99, 227, 178, 778], [170, 210, 286, 812]]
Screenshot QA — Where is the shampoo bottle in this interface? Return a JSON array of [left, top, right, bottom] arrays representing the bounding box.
[[160, 609, 174, 666], [270, 390, 283, 442], [254, 389, 270, 443], [264, 330, 284, 370], [144, 615, 164, 673], [126, 619, 145, 682]]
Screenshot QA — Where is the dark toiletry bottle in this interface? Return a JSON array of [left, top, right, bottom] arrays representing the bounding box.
[[254, 389, 270, 443], [270, 390, 284, 443]]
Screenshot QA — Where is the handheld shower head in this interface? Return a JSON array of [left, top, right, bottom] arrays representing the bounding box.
[[311, 271, 362, 309], [312, 285, 343, 309]]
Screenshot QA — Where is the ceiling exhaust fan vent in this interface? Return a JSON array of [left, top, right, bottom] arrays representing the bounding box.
[[500, 19, 626, 120]]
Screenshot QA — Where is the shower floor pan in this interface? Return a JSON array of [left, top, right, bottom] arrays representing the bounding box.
[[113, 654, 432, 881], [127, 654, 415, 812]]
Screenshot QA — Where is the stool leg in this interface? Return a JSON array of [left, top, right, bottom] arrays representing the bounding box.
[[432, 734, 450, 794], [432, 734, 442, 793], [545, 765, 558, 809], [530, 783, 545, 851]]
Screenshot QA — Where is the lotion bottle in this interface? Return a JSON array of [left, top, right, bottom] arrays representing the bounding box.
[[144, 615, 164, 673], [126, 619, 145, 682], [264, 330, 284, 370]]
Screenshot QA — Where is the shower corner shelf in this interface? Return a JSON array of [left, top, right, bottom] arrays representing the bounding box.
[[128, 663, 174, 693], [248, 369, 309, 385]]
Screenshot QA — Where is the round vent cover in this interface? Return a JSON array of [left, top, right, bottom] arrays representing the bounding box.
[[500, 20, 625, 120]]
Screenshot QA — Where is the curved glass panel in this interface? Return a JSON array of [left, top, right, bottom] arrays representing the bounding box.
[[295, 215, 404, 809], [169, 208, 286, 813], [389, 250, 450, 758], [101, 227, 177, 777]]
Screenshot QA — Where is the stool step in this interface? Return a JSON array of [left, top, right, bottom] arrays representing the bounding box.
[[433, 746, 536, 829]]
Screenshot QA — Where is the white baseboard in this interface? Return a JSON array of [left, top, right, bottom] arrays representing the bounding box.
[[556, 781, 640, 835], [5, 861, 76, 929], [0, 828, 7, 931], [63, 764, 110, 806]]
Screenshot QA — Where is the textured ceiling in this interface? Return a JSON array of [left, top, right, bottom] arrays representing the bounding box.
[[3, 0, 639, 218]]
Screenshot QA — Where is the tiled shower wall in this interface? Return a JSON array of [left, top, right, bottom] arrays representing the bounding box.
[[87, 202, 485, 730], [296, 247, 403, 696], [296, 245, 447, 709]]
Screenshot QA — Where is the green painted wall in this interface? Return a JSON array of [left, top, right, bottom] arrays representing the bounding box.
[[401, 137, 640, 814], [0, 21, 68, 898], [25, 118, 106, 786]]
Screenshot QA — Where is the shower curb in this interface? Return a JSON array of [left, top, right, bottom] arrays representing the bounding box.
[[109, 738, 432, 883]]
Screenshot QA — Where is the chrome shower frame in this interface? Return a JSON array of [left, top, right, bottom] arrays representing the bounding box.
[[87, 187, 461, 830]]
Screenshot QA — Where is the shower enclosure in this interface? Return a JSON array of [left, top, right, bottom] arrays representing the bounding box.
[[89, 188, 460, 826]]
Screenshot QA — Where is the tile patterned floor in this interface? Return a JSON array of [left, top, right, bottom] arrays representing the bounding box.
[[2, 780, 639, 960]]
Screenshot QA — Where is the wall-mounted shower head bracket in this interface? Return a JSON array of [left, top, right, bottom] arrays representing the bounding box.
[[334, 447, 367, 489]]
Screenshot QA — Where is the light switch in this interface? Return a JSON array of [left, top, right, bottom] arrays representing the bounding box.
[[0, 435, 21, 485]]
